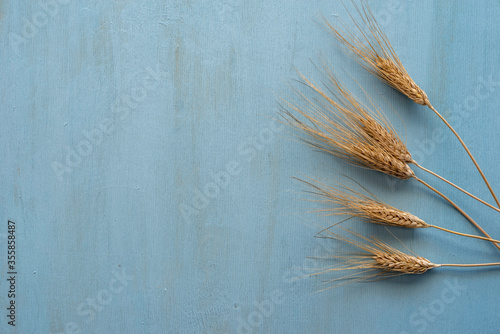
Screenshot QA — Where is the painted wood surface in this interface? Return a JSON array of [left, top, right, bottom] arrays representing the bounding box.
[[2, 1, 500, 333]]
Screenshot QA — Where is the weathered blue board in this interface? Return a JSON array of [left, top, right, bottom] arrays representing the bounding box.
[[1, 1, 500, 333]]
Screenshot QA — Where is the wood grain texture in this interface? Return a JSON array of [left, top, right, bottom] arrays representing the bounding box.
[[1, 1, 500, 333]]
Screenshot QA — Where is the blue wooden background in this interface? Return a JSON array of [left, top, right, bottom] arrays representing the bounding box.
[[2, 1, 500, 333]]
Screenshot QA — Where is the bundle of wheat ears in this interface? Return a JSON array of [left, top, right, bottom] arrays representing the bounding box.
[[282, 0, 500, 289]]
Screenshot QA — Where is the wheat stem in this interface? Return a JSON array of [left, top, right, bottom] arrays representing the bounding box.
[[426, 103, 500, 209], [439, 263, 500, 268], [414, 176, 500, 251], [429, 225, 500, 244], [413, 160, 500, 214]]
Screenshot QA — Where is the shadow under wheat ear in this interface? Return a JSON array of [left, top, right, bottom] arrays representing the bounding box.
[[324, 0, 500, 209]]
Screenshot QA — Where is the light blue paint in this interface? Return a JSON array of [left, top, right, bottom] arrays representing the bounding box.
[[1, 1, 500, 333]]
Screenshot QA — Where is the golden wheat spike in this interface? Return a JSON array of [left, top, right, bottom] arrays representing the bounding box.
[[306, 228, 437, 291], [372, 252, 435, 274], [298, 177, 500, 244], [323, 0, 429, 105]]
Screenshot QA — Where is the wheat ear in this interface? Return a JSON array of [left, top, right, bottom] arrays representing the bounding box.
[[280, 70, 415, 180], [282, 69, 499, 248], [423, 104, 500, 209], [308, 227, 500, 290], [414, 177, 500, 251], [412, 160, 500, 214], [322, 0, 428, 105], [297, 177, 500, 244], [321, 65, 500, 214]]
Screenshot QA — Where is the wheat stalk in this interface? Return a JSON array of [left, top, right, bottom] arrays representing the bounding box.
[[323, 62, 500, 214], [324, 0, 500, 209]]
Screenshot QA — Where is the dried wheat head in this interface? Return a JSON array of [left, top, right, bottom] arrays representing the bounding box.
[[324, 0, 429, 105]]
